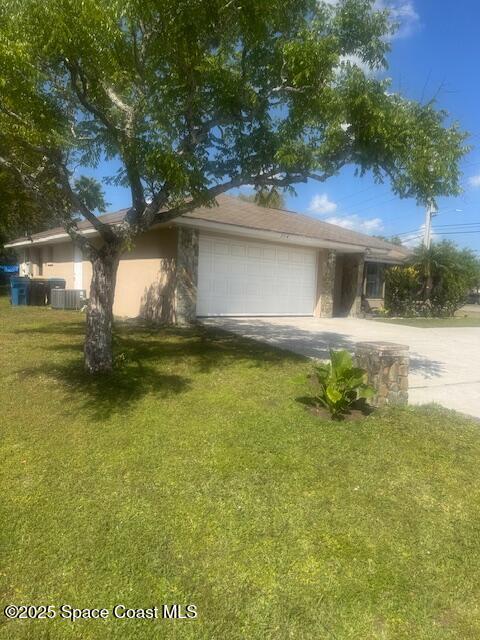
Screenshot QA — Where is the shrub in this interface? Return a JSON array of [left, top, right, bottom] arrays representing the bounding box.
[[385, 266, 420, 316], [385, 241, 480, 317], [313, 350, 375, 419], [415, 242, 480, 317]]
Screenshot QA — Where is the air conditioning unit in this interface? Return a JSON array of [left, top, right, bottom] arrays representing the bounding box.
[[51, 289, 87, 310]]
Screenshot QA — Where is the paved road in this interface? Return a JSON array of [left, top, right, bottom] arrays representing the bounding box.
[[203, 316, 480, 419], [461, 304, 480, 314]]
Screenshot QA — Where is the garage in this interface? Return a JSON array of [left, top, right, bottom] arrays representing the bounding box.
[[197, 233, 317, 316]]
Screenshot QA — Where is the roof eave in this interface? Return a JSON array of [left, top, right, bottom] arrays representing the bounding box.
[[4, 227, 100, 248], [175, 216, 391, 255]]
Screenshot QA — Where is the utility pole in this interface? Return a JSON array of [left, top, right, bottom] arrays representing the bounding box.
[[423, 201, 437, 249]]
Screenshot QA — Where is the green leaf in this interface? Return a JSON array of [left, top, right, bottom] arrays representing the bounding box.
[[330, 350, 353, 376], [326, 385, 342, 403], [358, 385, 376, 399]]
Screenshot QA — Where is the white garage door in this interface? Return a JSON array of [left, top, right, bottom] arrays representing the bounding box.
[[197, 234, 317, 316]]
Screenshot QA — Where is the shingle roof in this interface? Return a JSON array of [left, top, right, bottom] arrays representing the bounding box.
[[6, 209, 130, 245], [184, 195, 409, 254], [5, 194, 409, 257]]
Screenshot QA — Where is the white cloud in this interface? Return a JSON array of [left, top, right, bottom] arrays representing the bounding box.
[[308, 193, 385, 234], [308, 193, 338, 215], [400, 230, 422, 248], [376, 0, 420, 39], [324, 214, 384, 234], [337, 54, 376, 77], [468, 175, 480, 188], [400, 223, 438, 248]]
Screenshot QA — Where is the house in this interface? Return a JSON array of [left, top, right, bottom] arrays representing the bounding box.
[[4, 195, 408, 323]]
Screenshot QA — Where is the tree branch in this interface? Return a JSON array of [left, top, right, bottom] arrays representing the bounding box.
[[0, 103, 31, 128], [64, 59, 119, 135], [149, 166, 341, 226], [54, 161, 117, 241], [0, 153, 96, 252], [62, 219, 96, 255], [65, 59, 145, 216]]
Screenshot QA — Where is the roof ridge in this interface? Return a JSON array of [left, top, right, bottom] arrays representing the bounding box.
[[6, 193, 409, 256], [216, 194, 405, 253]]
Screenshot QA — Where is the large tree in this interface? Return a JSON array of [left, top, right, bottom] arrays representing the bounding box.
[[238, 187, 286, 209], [0, 0, 468, 372], [0, 159, 107, 250]]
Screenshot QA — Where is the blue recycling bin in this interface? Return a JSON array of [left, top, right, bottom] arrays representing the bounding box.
[[10, 277, 30, 306]]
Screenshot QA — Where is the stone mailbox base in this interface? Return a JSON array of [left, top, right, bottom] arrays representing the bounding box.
[[355, 342, 409, 408]]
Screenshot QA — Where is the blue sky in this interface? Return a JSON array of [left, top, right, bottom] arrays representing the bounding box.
[[90, 0, 480, 252]]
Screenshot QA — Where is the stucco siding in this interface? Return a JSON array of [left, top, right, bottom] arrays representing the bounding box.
[[113, 227, 177, 320], [42, 244, 75, 287], [30, 227, 177, 320], [81, 227, 177, 319], [82, 259, 93, 295]]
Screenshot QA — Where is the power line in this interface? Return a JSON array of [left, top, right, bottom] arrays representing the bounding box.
[[433, 230, 480, 235], [347, 194, 399, 217], [433, 222, 480, 229], [333, 191, 395, 213], [380, 204, 470, 233], [396, 227, 424, 237], [331, 184, 379, 204], [405, 234, 423, 240], [394, 209, 477, 237]]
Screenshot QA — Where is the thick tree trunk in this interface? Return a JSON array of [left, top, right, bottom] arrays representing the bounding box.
[[84, 246, 120, 373]]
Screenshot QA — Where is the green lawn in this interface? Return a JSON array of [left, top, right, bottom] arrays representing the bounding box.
[[1, 295, 480, 639], [375, 314, 480, 328]]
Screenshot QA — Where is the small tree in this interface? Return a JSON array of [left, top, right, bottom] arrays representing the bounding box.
[[413, 241, 480, 316], [373, 234, 403, 246], [238, 187, 286, 209], [385, 241, 480, 317], [0, 0, 468, 372]]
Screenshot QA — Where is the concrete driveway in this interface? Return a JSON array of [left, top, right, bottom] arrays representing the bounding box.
[[202, 316, 480, 419]]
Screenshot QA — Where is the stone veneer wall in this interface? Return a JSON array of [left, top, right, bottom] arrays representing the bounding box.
[[175, 227, 199, 325], [355, 341, 409, 407], [340, 252, 365, 317], [314, 249, 336, 318]]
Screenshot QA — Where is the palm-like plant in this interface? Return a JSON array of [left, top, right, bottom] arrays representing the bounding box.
[[314, 350, 375, 419], [411, 241, 480, 316]]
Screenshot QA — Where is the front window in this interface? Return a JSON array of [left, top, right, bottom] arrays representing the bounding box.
[[365, 263, 384, 298]]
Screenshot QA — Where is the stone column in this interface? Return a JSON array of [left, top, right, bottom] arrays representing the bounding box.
[[175, 227, 199, 325], [340, 252, 365, 317], [355, 341, 409, 408], [352, 253, 365, 317], [314, 249, 336, 318]]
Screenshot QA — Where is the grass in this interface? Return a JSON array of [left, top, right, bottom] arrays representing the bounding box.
[[375, 314, 480, 328], [1, 294, 480, 639]]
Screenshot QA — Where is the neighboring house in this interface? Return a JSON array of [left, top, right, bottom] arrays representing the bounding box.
[[4, 195, 408, 323]]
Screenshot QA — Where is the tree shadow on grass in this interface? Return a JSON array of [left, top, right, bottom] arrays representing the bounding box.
[[115, 325, 307, 374], [18, 322, 306, 371], [14, 319, 86, 337], [16, 324, 305, 421], [20, 359, 191, 421]]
